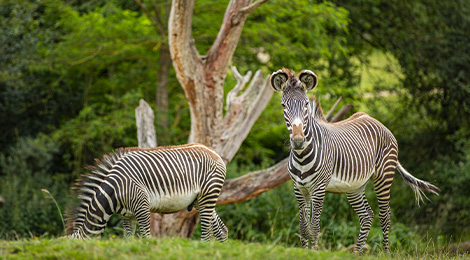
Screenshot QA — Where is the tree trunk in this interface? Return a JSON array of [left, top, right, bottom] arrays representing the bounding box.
[[134, 0, 171, 141], [169, 0, 267, 146], [156, 43, 171, 137]]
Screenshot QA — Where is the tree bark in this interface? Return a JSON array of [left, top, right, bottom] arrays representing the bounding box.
[[141, 0, 272, 239], [215, 66, 273, 163]]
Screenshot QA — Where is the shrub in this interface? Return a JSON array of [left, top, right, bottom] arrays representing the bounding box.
[[0, 137, 68, 238]]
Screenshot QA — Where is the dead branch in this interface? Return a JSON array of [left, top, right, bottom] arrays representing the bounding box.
[[217, 158, 289, 205]]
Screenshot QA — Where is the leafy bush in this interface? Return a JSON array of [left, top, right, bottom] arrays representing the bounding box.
[[0, 137, 68, 238], [398, 133, 470, 240], [48, 91, 142, 178]]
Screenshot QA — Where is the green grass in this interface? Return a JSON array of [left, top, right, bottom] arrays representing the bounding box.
[[0, 237, 371, 260], [0, 237, 468, 260]]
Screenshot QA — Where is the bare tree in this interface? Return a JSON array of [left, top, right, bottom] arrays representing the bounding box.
[[136, 0, 353, 238]]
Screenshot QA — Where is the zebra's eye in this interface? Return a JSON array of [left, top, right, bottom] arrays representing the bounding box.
[[281, 103, 286, 109], [304, 103, 309, 109]]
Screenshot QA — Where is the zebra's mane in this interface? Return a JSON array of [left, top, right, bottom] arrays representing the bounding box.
[[312, 97, 327, 122], [65, 148, 129, 235]]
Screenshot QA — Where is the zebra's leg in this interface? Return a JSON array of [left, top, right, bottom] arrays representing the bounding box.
[[294, 185, 310, 248], [309, 188, 326, 249], [122, 215, 137, 238], [373, 163, 395, 253], [346, 189, 374, 254], [211, 211, 228, 242], [132, 199, 151, 238], [195, 204, 214, 241]]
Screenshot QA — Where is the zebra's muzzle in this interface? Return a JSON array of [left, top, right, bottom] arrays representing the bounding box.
[[291, 136, 305, 149]]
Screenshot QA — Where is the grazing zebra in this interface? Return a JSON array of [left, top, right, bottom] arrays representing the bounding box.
[[66, 143, 228, 241], [270, 68, 440, 253]]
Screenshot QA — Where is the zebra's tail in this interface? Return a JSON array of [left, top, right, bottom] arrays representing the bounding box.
[[396, 161, 440, 206]]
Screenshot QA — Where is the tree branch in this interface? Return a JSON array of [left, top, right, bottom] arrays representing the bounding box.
[[325, 96, 342, 121], [215, 68, 273, 163], [240, 0, 268, 14], [169, 0, 202, 84], [330, 104, 354, 122], [217, 158, 289, 205], [205, 0, 264, 84]]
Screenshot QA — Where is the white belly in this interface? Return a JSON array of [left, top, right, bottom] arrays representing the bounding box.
[[150, 192, 198, 213], [325, 175, 368, 193]]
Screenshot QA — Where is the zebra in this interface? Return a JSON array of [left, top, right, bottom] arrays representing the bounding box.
[[270, 68, 440, 253], [66, 143, 228, 241]]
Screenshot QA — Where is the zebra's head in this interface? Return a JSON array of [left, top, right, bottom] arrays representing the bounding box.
[[270, 68, 318, 150]]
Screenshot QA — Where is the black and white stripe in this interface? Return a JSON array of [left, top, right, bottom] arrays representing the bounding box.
[[66, 143, 228, 241], [270, 68, 439, 253]]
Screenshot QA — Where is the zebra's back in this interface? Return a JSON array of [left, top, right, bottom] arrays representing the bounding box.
[[321, 113, 398, 193], [110, 144, 226, 213]]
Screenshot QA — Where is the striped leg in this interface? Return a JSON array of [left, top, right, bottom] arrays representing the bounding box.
[[294, 186, 310, 248], [133, 197, 151, 238], [373, 156, 396, 253], [211, 211, 228, 242], [309, 188, 325, 249], [374, 181, 392, 253], [122, 215, 137, 238], [196, 205, 214, 241], [346, 188, 374, 254]]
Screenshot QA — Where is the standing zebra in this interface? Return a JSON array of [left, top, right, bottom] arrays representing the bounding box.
[[270, 68, 439, 253], [66, 143, 228, 241]]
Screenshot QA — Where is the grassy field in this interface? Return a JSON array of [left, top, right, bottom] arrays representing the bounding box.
[[1, 237, 468, 260]]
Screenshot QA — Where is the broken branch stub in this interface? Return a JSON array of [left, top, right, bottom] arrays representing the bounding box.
[[135, 99, 157, 148]]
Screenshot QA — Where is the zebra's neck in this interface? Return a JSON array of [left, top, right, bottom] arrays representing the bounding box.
[[288, 117, 329, 181]]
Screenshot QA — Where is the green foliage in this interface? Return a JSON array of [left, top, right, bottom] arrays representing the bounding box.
[[0, 138, 67, 238], [52, 3, 161, 104], [333, 0, 470, 159], [48, 91, 142, 177], [391, 135, 470, 240], [0, 0, 82, 152], [238, 0, 360, 98]]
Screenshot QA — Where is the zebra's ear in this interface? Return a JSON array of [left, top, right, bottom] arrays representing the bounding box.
[[270, 69, 288, 92], [299, 70, 318, 91]]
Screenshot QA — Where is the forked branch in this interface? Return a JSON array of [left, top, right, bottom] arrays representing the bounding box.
[[215, 67, 273, 163]]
